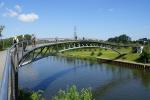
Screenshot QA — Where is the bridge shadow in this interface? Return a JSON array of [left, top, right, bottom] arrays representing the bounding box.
[[31, 65, 82, 91], [113, 53, 127, 60]]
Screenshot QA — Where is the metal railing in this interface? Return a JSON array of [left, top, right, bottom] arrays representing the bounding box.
[[0, 40, 31, 100]]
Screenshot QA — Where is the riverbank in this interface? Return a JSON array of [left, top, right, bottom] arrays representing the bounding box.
[[97, 57, 150, 69], [59, 47, 150, 69]]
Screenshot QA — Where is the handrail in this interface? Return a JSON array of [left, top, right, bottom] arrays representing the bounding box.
[[0, 40, 31, 100], [0, 51, 10, 100], [0, 49, 16, 100]]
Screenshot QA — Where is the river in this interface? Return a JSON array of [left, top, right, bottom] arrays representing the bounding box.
[[19, 56, 150, 100]]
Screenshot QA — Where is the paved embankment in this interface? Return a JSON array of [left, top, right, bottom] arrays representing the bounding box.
[[97, 57, 150, 69], [0, 50, 7, 86]]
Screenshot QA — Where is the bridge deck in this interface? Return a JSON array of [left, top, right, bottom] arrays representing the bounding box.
[[0, 50, 7, 87]]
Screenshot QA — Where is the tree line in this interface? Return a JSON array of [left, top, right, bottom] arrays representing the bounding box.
[[107, 34, 150, 45]]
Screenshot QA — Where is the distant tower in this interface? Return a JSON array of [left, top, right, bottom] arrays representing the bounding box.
[[74, 26, 77, 40]]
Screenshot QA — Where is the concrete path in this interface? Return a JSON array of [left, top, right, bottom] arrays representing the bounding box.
[[0, 50, 7, 86]]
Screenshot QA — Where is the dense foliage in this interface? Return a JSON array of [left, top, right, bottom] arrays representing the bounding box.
[[107, 34, 131, 43], [136, 38, 150, 45], [139, 46, 150, 63], [19, 90, 44, 100], [0, 25, 5, 50], [19, 85, 94, 100], [52, 85, 94, 100], [0, 34, 31, 51]]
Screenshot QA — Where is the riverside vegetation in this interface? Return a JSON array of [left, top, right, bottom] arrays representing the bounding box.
[[59, 47, 150, 64], [19, 85, 94, 100]]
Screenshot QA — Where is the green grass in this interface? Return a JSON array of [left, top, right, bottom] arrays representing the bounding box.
[[120, 53, 140, 61], [116, 47, 141, 62], [61, 48, 119, 59], [97, 49, 119, 59], [60, 47, 141, 63], [116, 47, 132, 54]]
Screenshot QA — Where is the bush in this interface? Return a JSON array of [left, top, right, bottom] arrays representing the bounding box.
[[19, 86, 94, 100], [19, 90, 44, 100], [0, 43, 2, 51], [52, 85, 94, 100], [97, 52, 102, 56], [139, 46, 150, 63], [91, 51, 95, 56]]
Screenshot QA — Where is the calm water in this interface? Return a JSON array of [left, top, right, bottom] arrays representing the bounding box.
[[19, 56, 150, 100]]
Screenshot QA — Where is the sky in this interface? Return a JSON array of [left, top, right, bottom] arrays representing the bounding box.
[[0, 0, 150, 40]]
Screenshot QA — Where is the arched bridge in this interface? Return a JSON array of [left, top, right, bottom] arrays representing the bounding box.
[[19, 40, 124, 66], [0, 39, 140, 100]]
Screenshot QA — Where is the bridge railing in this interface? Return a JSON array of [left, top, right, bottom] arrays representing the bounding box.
[[0, 40, 32, 100]]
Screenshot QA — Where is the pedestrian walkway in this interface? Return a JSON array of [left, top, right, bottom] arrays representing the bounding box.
[[0, 50, 7, 86]]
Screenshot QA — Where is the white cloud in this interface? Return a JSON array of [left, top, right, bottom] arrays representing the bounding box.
[[15, 5, 22, 12], [0, 2, 4, 8], [3, 8, 18, 17], [18, 13, 39, 22], [2, 4, 39, 23]]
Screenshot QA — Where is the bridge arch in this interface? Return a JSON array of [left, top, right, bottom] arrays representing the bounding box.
[[19, 41, 122, 66]]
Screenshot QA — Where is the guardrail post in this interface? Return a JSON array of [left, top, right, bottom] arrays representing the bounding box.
[[15, 70, 18, 100]]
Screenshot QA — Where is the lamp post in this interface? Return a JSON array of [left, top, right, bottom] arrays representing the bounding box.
[[0, 25, 5, 49]]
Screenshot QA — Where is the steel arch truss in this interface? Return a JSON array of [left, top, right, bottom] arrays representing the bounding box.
[[19, 41, 124, 66]]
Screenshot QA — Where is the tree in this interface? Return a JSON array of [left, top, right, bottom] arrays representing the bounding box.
[[0, 25, 5, 50], [137, 38, 150, 45], [0, 25, 5, 38], [139, 46, 150, 63], [17, 34, 32, 41], [107, 34, 131, 43], [24, 34, 32, 40]]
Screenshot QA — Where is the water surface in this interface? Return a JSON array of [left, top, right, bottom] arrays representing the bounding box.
[[19, 56, 150, 100]]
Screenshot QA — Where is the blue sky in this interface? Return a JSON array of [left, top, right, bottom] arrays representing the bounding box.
[[0, 0, 150, 40]]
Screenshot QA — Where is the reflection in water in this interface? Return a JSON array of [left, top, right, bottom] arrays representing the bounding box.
[[93, 75, 131, 99], [132, 70, 150, 88], [32, 64, 84, 91], [19, 56, 150, 100]]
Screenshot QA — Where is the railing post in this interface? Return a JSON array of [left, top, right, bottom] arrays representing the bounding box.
[[22, 42, 24, 58], [15, 70, 18, 100]]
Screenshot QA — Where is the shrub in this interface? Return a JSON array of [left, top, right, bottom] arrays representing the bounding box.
[[97, 52, 102, 56], [19, 90, 44, 100], [19, 86, 94, 100], [91, 51, 95, 56], [0, 43, 2, 51], [52, 85, 94, 100], [139, 46, 150, 63]]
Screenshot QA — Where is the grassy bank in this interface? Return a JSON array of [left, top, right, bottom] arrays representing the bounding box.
[[59, 47, 141, 63]]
